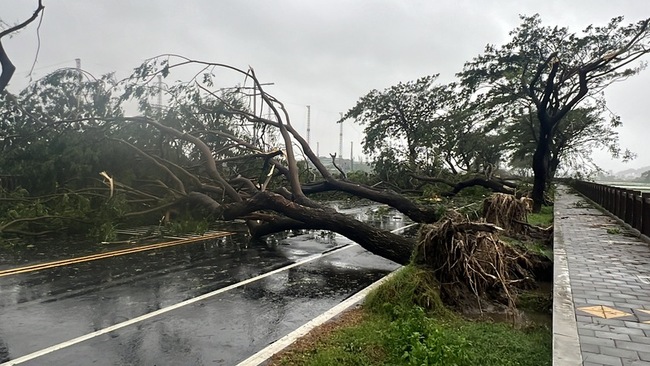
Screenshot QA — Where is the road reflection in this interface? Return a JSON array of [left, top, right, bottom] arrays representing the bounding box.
[[0, 205, 408, 363]]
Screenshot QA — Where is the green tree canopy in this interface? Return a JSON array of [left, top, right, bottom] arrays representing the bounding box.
[[458, 14, 650, 210], [342, 75, 452, 173]]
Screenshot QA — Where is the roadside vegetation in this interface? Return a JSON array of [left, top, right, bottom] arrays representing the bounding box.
[[270, 264, 552, 366], [268, 194, 553, 366]]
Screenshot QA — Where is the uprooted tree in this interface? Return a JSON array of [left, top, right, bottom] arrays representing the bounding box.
[[0, 56, 555, 309], [1, 57, 442, 264]]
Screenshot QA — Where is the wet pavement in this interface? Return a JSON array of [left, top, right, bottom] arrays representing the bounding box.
[[0, 205, 405, 365], [553, 185, 650, 366]]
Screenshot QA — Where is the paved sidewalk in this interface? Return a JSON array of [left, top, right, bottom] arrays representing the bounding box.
[[555, 185, 650, 366]]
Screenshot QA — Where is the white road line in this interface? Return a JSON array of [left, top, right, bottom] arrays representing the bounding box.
[[391, 222, 418, 234], [1, 244, 356, 366], [3, 222, 416, 365], [236, 224, 414, 366], [236, 270, 400, 366]]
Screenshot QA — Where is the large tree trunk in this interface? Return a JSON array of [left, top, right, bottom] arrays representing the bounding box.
[[408, 174, 516, 197], [0, 42, 16, 93], [531, 123, 551, 213], [548, 152, 560, 184], [300, 180, 438, 223], [216, 191, 415, 265]]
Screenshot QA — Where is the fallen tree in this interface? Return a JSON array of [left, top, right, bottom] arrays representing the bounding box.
[[1, 57, 553, 289], [409, 173, 518, 197], [94, 58, 439, 265]]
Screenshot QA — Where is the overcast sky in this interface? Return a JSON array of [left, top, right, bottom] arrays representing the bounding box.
[[3, 0, 650, 172]]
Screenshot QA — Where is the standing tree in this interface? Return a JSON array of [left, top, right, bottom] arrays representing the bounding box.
[[0, 0, 45, 93], [342, 76, 453, 176], [505, 105, 634, 179], [344, 78, 513, 196], [458, 15, 650, 211]]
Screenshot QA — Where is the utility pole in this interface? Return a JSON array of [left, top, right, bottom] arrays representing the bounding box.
[[317, 142, 320, 157], [75, 58, 82, 110], [350, 141, 354, 171], [339, 112, 343, 162], [306, 105, 311, 146], [75, 58, 81, 83]]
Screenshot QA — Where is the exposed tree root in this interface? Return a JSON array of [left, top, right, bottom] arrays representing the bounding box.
[[482, 193, 530, 234], [482, 193, 552, 244], [414, 219, 544, 311]]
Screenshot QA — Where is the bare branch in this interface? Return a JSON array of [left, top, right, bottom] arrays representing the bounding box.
[[0, 0, 45, 92], [112, 138, 187, 195], [329, 153, 347, 179]]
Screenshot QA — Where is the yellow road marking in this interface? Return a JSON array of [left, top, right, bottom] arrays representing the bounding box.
[[577, 305, 631, 319], [0, 231, 232, 278]]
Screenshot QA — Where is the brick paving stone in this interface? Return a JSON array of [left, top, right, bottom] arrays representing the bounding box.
[[582, 352, 623, 365], [581, 335, 617, 347], [599, 346, 640, 359], [595, 331, 632, 341], [554, 186, 650, 365], [615, 341, 650, 353], [622, 362, 650, 366]]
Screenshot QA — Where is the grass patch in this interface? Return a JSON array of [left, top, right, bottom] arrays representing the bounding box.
[[271, 266, 551, 366], [365, 266, 451, 316], [606, 227, 622, 235], [516, 288, 553, 314], [501, 236, 552, 261], [527, 205, 553, 227]]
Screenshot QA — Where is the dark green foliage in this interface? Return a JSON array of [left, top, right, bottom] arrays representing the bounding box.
[[0, 60, 252, 238], [505, 106, 633, 178], [458, 14, 650, 208], [275, 265, 551, 366], [343, 76, 507, 187]]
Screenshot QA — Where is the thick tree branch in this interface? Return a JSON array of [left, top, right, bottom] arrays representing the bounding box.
[[0, 0, 45, 93], [113, 138, 186, 195]]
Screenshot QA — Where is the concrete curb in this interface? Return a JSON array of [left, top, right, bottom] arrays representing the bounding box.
[[552, 187, 583, 366], [236, 269, 400, 366]]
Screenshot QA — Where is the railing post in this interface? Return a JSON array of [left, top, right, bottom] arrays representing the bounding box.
[[625, 190, 636, 226], [634, 193, 643, 232], [642, 193, 650, 237], [615, 188, 623, 219]]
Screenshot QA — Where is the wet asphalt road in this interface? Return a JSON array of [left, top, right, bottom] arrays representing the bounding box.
[[0, 207, 405, 365]]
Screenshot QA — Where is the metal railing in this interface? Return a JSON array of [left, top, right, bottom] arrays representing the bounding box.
[[571, 180, 650, 238]]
